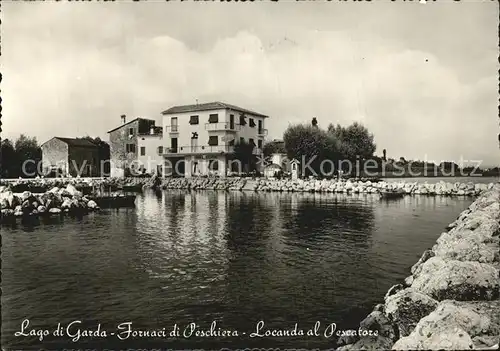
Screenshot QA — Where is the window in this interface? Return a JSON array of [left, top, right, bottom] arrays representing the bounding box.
[[239, 114, 247, 126], [258, 140, 263, 149], [171, 117, 178, 132], [157, 146, 163, 155], [209, 159, 219, 171], [126, 144, 136, 153], [140, 146, 146, 156], [208, 136, 218, 146], [129, 128, 135, 136], [240, 137, 245, 144], [189, 115, 199, 125], [208, 114, 218, 123], [249, 138, 255, 146], [249, 118, 256, 128]]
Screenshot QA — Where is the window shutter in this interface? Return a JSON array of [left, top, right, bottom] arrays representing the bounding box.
[[239, 114, 247, 126], [189, 115, 199, 124], [208, 136, 218, 146], [208, 114, 219, 123]]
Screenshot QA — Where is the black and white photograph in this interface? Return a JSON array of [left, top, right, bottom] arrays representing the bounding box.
[[1, 0, 499, 350]]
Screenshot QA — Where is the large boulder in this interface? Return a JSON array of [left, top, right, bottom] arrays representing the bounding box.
[[392, 325, 474, 350], [60, 199, 73, 210], [2, 191, 20, 209], [391, 300, 499, 350], [360, 311, 397, 339], [0, 198, 10, 210], [66, 184, 82, 197], [433, 230, 499, 263], [21, 191, 33, 202], [410, 250, 435, 275], [411, 257, 499, 301], [87, 200, 98, 209], [337, 336, 394, 351], [385, 288, 438, 338]]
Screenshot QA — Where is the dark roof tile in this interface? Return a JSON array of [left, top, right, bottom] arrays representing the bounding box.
[[161, 101, 269, 118]]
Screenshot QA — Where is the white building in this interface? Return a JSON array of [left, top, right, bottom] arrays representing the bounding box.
[[160, 102, 269, 177], [137, 126, 164, 175]]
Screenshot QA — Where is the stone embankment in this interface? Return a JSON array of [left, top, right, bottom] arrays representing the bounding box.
[[0, 184, 101, 222], [252, 179, 493, 195], [159, 177, 247, 191], [156, 177, 494, 196], [336, 184, 500, 350]]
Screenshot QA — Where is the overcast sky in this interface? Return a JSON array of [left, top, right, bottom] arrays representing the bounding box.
[[2, 1, 499, 166]]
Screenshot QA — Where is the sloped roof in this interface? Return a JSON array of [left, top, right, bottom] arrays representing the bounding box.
[[161, 101, 269, 118], [41, 137, 98, 148], [107, 117, 157, 133]]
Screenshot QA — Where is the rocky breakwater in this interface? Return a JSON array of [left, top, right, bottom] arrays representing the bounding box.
[[336, 184, 500, 350], [160, 177, 248, 191], [253, 179, 492, 196], [0, 184, 100, 223], [0, 177, 150, 193]]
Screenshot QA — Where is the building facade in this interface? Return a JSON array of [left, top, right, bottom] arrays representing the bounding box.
[[41, 137, 100, 177], [137, 127, 164, 175], [160, 102, 269, 177], [107, 116, 159, 177]]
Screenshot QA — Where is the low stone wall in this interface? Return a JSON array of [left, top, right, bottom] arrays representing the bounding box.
[[151, 177, 495, 196], [253, 179, 494, 196], [159, 177, 248, 191], [336, 184, 500, 350]]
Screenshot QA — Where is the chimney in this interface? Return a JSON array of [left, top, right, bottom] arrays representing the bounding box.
[[121, 114, 126, 124]]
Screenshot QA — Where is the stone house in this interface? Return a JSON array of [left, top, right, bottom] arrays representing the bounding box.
[[107, 115, 160, 177], [41, 137, 100, 177]]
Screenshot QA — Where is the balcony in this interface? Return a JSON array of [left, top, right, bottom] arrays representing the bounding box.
[[162, 145, 263, 156], [205, 122, 241, 132], [165, 125, 179, 134], [257, 128, 268, 136], [163, 145, 235, 156]]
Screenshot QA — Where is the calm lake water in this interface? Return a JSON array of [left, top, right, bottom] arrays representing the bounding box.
[[2, 190, 474, 350]]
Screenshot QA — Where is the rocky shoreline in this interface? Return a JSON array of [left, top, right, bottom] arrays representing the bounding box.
[[0, 184, 102, 223], [336, 184, 500, 350]]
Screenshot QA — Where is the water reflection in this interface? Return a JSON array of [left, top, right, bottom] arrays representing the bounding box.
[[1, 190, 474, 350]]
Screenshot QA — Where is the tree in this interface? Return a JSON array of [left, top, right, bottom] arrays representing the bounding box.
[[233, 139, 255, 173], [311, 117, 318, 128], [283, 124, 340, 176], [14, 134, 42, 177], [1, 139, 17, 178], [328, 122, 376, 160], [262, 140, 286, 158]]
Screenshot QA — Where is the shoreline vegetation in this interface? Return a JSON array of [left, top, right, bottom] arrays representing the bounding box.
[[336, 184, 500, 350]]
